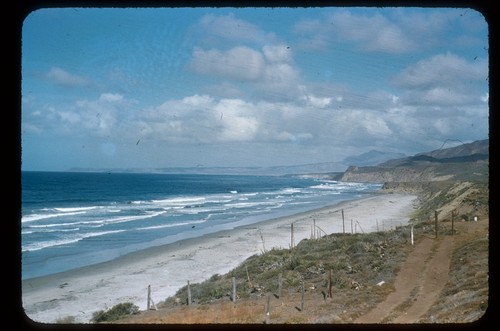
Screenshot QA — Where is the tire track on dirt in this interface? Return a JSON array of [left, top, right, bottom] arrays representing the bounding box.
[[354, 235, 452, 324], [391, 236, 452, 323]]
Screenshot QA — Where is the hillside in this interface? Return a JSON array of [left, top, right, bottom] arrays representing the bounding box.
[[109, 179, 488, 324], [99, 153, 488, 324], [340, 139, 489, 183]]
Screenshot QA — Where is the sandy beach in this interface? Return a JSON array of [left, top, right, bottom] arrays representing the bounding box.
[[22, 192, 417, 324]]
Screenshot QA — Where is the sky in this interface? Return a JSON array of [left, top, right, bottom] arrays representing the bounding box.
[[21, 7, 489, 171]]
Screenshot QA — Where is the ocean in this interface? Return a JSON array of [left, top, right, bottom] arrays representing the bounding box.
[[21, 171, 381, 280]]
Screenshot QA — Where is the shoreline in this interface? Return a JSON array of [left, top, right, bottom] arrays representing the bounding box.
[[22, 192, 417, 324]]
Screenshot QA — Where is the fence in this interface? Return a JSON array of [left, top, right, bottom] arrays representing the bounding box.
[[144, 207, 463, 320]]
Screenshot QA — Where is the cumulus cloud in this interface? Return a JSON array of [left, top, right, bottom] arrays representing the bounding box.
[[189, 46, 265, 81], [138, 95, 262, 143], [294, 10, 415, 53], [293, 9, 486, 54], [392, 52, 488, 106], [127, 94, 329, 145], [195, 13, 275, 46], [27, 92, 133, 137], [189, 44, 301, 102], [301, 94, 332, 108], [46, 67, 90, 87]]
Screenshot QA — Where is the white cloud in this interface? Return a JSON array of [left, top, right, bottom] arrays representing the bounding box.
[[481, 92, 489, 103], [99, 93, 124, 103], [196, 13, 275, 45], [393, 52, 486, 89], [294, 8, 486, 54], [189, 44, 301, 102], [46, 67, 90, 87], [182, 94, 214, 107], [189, 46, 265, 81], [332, 11, 414, 53], [393, 52, 488, 106], [294, 10, 415, 53], [302, 94, 332, 108], [30, 93, 131, 137], [263, 44, 293, 63]]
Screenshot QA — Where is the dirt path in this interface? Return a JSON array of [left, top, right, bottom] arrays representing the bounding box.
[[354, 234, 453, 324]]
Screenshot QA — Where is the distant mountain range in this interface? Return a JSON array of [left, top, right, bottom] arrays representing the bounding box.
[[344, 150, 407, 167], [340, 139, 489, 183], [379, 139, 489, 167], [69, 149, 406, 176], [69, 139, 488, 179]]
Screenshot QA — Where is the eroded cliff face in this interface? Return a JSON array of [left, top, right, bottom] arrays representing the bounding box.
[[340, 159, 488, 184], [339, 165, 451, 183]]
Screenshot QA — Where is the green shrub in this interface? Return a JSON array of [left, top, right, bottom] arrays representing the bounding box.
[[55, 315, 76, 324], [91, 302, 139, 323]]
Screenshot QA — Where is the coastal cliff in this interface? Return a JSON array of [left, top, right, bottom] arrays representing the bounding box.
[[340, 139, 489, 183]]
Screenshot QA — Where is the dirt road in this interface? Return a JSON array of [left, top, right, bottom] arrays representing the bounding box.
[[355, 218, 487, 324]]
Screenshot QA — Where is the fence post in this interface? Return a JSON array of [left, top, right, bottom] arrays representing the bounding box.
[[411, 225, 414, 245], [313, 219, 316, 239], [451, 210, 455, 235], [351, 219, 353, 234], [291, 223, 295, 249], [328, 269, 333, 298], [147, 285, 151, 310], [266, 293, 271, 317], [278, 273, 283, 299], [187, 280, 192, 306], [435, 210, 438, 238], [342, 209, 345, 234], [301, 280, 305, 311], [232, 276, 236, 302]]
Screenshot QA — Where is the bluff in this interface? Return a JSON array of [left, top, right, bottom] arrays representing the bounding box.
[[340, 139, 489, 183]]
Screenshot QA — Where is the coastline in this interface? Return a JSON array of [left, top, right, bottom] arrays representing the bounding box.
[[22, 192, 417, 324]]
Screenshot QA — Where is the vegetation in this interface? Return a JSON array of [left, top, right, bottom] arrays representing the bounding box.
[[108, 176, 488, 324], [104, 141, 489, 323], [91, 302, 140, 323], [161, 228, 411, 307]]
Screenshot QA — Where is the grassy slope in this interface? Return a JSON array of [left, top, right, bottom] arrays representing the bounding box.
[[109, 171, 488, 324]]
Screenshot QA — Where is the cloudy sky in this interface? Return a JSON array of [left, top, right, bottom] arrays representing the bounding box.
[[21, 7, 489, 171]]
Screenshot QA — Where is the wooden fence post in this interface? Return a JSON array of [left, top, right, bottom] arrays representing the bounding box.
[[435, 210, 438, 238], [328, 269, 333, 298], [451, 210, 455, 235], [266, 293, 271, 316], [313, 219, 316, 239], [232, 276, 236, 302], [351, 219, 353, 234], [411, 225, 414, 245], [301, 280, 305, 311], [342, 209, 345, 234], [147, 285, 157, 310], [187, 280, 192, 306], [278, 273, 283, 299], [147, 285, 151, 310]]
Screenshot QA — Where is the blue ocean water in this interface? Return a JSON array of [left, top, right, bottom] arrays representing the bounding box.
[[21, 171, 381, 280]]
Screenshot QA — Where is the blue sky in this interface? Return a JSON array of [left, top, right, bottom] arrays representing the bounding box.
[[21, 7, 489, 171]]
